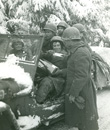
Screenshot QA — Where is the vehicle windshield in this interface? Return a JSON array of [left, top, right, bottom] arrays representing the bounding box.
[[0, 34, 44, 64]]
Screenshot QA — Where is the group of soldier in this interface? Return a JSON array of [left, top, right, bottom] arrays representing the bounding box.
[[7, 20, 99, 130], [35, 21, 99, 130]]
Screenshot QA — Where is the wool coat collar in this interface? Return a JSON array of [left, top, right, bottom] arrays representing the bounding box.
[[69, 41, 85, 54]]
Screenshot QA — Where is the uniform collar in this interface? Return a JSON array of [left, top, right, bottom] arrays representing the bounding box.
[[70, 41, 85, 54]]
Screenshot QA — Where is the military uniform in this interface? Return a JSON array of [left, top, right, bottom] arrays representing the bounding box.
[[62, 27, 99, 130]]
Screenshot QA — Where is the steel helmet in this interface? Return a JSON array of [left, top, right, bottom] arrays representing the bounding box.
[[62, 27, 81, 40], [51, 36, 63, 43], [51, 36, 64, 48], [73, 23, 86, 33], [57, 21, 68, 29], [43, 23, 57, 34]]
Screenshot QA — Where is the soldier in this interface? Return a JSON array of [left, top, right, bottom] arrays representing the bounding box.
[[73, 24, 86, 35], [73, 23, 89, 44], [62, 27, 99, 130], [36, 36, 67, 104], [41, 36, 67, 68], [31, 23, 57, 55], [73, 23, 92, 53], [10, 39, 32, 61], [42, 23, 57, 52], [50, 35, 67, 54], [57, 21, 68, 36]]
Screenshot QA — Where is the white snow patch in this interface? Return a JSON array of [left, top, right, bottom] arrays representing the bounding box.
[[0, 55, 33, 96], [47, 112, 64, 120], [43, 104, 60, 110], [17, 115, 41, 130], [0, 101, 7, 112]]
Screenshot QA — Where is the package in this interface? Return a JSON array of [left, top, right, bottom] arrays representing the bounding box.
[[38, 59, 59, 74]]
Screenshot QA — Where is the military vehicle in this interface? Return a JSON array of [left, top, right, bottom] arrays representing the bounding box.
[[0, 34, 65, 130]]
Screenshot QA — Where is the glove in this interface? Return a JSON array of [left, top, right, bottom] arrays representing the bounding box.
[[75, 96, 85, 103], [75, 96, 85, 109], [68, 94, 85, 109], [74, 100, 85, 109], [69, 95, 75, 103]]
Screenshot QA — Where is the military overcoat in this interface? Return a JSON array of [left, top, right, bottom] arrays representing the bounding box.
[[65, 41, 99, 130]]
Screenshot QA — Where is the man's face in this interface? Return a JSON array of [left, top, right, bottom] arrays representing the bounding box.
[[13, 42, 23, 51], [52, 42, 62, 53], [44, 30, 55, 40], [63, 40, 73, 51], [57, 26, 65, 36]]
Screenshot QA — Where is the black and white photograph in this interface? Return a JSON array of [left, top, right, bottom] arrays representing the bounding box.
[[0, 0, 110, 130]]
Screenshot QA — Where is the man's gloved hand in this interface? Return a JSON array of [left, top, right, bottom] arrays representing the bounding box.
[[75, 96, 85, 109], [69, 95, 75, 103]]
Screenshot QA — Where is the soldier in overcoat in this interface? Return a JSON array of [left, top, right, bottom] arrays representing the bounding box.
[[62, 27, 99, 130]]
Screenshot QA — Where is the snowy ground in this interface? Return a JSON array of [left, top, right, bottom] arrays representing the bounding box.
[[38, 87, 110, 130]]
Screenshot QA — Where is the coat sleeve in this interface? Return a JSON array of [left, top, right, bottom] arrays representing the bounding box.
[[69, 52, 90, 97], [41, 51, 53, 61]]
